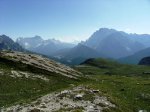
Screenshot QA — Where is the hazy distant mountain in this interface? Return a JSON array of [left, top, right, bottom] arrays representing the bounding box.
[[63, 44, 103, 59], [118, 47, 150, 64], [16, 28, 150, 65], [53, 44, 104, 65], [52, 28, 150, 65], [95, 32, 144, 58], [120, 32, 150, 48], [84, 28, 117, 49], [0, 35, 24, 51], [135, 34, 150, 47], [83, 28, 146, 59], [17, 36, 75, 56], [16, 36, 43, 50]]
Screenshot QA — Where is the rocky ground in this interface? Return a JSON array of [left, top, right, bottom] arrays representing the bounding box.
[[0, 51, 82, 79], [1, 86, 116, 112]]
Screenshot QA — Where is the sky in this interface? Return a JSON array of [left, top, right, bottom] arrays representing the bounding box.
[[0, 0, 150, 42]]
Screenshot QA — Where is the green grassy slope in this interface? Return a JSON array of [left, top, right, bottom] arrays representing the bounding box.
[[1, 55, 150, 112], [75, 58, 150, 112], [78, 58, 150, 76], [0, 57, 80, 108]]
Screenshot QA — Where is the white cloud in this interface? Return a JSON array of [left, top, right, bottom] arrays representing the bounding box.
[[125, 28, 132, 33], [56, 32, 94, 43], [57, 35, 86, 43]]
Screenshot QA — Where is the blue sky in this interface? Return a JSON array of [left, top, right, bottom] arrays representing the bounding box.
[[0, 0, 150, 42]]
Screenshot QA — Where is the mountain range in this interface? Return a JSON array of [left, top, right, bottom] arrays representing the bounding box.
[[16, 36, 75, 56], [83, 28, 147, 58], [1, 28, 150, 65], [52, 28, 150, 64]]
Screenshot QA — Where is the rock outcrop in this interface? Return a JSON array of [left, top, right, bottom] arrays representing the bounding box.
[[0, 51, 82, 79]]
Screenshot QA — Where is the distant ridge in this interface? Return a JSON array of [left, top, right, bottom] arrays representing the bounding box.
[[118, 47, 150, 64], [0, 35, 24, 51], [3, 28, 150, 65], [17, 36, 75, 56], [52, 43, 105, 65]]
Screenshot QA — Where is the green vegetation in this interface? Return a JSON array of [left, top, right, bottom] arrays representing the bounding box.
[[0, 56, 150, 112], [75, 58, 150, 112], [82, 75, 150, 112], [0, 59, 80, 108], [77, 58, 150, 76], [55, 107, 84, 112]]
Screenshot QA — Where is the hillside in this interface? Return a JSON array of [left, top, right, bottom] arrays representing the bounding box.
[[0, 51, 81, 79], [75, 58, 150, 111], [1, 53, 150, 112], [0, 51, 120, 112], [78, 58, 150, 76], [139, 57, 150, 66], [0, 51, 82, 108]]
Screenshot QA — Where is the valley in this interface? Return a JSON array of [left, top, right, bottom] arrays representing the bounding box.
[[1, 1, 150, 111]]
